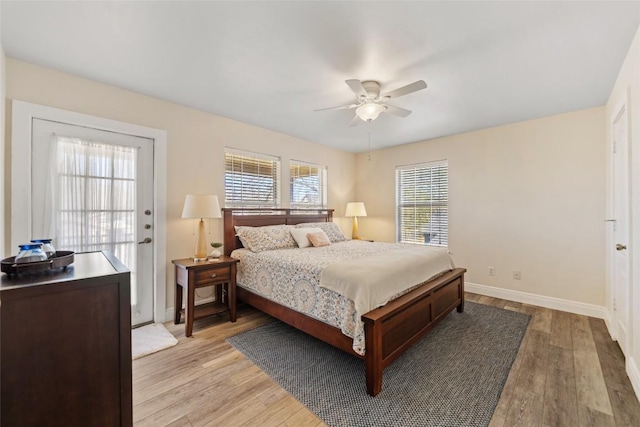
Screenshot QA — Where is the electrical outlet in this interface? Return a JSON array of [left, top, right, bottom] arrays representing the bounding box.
[[513, 270, 521, 280], [488, 267, 495, 276]]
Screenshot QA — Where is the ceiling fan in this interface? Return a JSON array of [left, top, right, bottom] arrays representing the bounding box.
[[316, 79, 427, 126]]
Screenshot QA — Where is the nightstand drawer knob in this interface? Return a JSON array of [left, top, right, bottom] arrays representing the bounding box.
[[210, 273, 217, 278]]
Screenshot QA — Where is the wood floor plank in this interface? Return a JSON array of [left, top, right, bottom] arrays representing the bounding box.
[[283, 407, 325, 427], [136, 372, 274, 427], [491, 324, 530, 422], [579, 405, 617, 427], [187, 373, 280, 427], [196, 397, 268, 427], [165, 416, 193, 427], [504, 388, 544, 427], [488, 413, 505, 427], [572, 314, 614, 416], [550, 310, 572, 350], [530, 307, 553, 334], [134, 342, 232, 391], [240, 395, 307, 427], [134, 360, 256, 421], [504, 328, 549, 426], [134, 350, 252, 406], [478, 295, 496, 305], [542, 345, 579, 426], [503, 301, 522, 312], [464, 292, 482, 302], [589, 318, 640, 426]]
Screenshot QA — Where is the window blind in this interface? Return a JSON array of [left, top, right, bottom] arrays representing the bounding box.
[[290, 160, 327, 209], [224, 149, 281, 208], [396, 160, 448, 246]]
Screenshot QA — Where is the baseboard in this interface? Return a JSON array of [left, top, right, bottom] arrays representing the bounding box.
[[164, 296, 216, 322], [603, 311, 617, 341], [465, 282, 607, 319], [627, 357, 640, 403]]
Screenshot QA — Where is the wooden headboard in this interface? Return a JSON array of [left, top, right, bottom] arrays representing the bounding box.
[[222, 208, 335, 256]]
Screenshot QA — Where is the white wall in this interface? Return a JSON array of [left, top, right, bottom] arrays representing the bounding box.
[[356, 107, 606, 309], [4, 58, 356, 313], [606, 26, 640, 400]]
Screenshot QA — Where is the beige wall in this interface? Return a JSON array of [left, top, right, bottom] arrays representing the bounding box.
[[606, 26, 640, 392], [356, 107, 606, 306], [4, 58, 356, 312]]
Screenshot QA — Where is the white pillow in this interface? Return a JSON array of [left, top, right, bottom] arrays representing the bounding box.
[[290, 227, 322, 248]]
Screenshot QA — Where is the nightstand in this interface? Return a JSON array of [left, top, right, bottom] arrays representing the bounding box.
[[172, 256, 239, 337]]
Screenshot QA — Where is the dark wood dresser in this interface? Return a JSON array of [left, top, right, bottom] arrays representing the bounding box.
[[0, 251, 132, 426]]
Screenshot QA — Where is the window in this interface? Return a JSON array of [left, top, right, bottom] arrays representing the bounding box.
[[396, 160, 448, 246], [225, 149, 281, 208], [290, 161, 327, 209]]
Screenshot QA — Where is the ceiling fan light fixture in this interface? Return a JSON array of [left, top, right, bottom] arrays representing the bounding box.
[[356, 102, 385, 122]]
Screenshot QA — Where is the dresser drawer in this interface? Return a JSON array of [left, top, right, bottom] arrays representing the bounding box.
[[194, 266, 231, 285]]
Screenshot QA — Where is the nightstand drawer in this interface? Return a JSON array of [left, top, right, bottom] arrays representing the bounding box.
[[195, 266, 231, 284]]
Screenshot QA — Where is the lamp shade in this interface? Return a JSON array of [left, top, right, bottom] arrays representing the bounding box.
[[356, 102, 385, 122], [345, 202, 367, 217], [181, 194, 222, 219]]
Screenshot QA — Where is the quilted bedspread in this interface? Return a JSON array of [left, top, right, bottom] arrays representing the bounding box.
[[232, 240, 453, 355]]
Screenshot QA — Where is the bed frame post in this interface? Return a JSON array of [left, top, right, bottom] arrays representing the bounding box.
[[363, 318, 383, 396]]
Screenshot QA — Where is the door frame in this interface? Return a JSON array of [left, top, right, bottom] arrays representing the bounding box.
[[10, 100, 167, 324], [606, 90, 631, 347]]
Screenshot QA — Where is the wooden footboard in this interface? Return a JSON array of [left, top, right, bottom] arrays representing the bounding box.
[[362, 267, 466, 396], [236, 267, 466, 396]]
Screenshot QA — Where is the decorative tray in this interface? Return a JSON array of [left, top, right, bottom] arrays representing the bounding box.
[[1, 251, 75, 275]]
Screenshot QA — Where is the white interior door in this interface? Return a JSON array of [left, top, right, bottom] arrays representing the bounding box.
[[31, 119, 155, 326], [611, 104, 630, 355]]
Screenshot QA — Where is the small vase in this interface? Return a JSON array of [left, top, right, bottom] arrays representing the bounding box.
[[210, 248, 222, 258]]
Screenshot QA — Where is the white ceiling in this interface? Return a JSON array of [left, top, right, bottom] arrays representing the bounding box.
[[2, 1, 639, 153]]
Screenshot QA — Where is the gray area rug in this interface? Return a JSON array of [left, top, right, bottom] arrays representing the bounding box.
[[227, 302, 530, 427]]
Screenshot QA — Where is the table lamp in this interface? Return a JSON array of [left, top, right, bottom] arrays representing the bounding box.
[[182, 194, 222, 261], [345, 202, 367, 240]]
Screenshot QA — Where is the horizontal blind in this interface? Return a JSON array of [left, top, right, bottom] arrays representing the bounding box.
[[225, 149, 281, 208], [290, 160, 327, 209], [396, 160, 448, 246]]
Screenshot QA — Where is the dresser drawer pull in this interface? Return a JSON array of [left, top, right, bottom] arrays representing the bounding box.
[[210, 273, 217, 278]]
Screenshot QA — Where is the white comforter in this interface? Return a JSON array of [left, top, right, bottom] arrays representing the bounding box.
[[320, 245, 455, 319]]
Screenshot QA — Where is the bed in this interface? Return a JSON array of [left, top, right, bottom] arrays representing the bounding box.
[[223, 208, 466, 396]]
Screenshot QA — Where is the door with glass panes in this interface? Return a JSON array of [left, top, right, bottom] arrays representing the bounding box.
[[31, 119, 154, 326]]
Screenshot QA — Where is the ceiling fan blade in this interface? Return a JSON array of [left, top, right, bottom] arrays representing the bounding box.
[[348, 114, 363, 127], [384, 104, 412, 118], [381, 80, 427, 100], [345, 79, 368, 99], [314, 103, 359, 112]]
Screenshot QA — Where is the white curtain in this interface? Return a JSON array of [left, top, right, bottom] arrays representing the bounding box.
[[52, 136, 138, 299]]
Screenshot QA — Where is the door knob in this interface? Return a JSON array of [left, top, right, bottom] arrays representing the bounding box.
[[616, 244, 627, 251], [138, 237, 152, 244]]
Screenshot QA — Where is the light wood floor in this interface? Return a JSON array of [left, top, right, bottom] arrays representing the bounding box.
[[132, 294, 640, 426]]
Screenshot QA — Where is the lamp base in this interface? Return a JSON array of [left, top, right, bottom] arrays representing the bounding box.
[[194, 218, 208, 261], [351, 216, 360, 240]]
